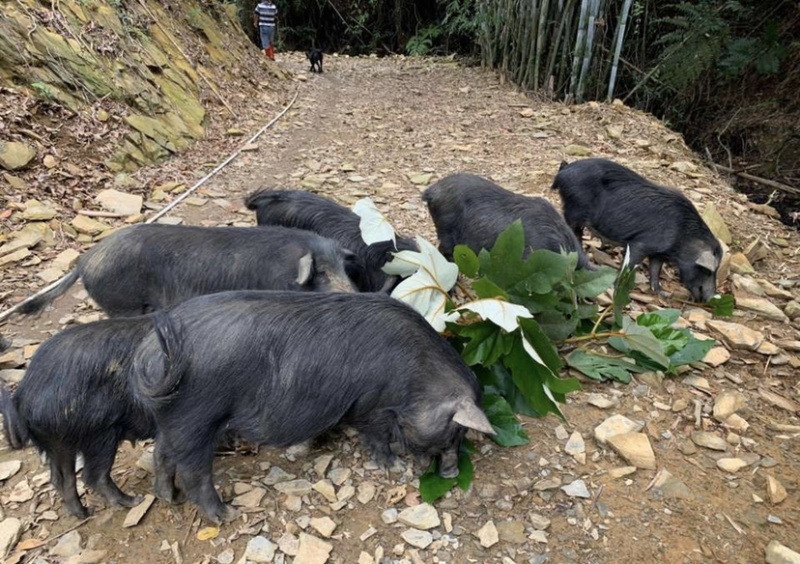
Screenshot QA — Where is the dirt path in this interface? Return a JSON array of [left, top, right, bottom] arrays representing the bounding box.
[[2, 53, 800, 564]]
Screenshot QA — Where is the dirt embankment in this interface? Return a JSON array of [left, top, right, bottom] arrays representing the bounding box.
[[0, 0, 291, 228]]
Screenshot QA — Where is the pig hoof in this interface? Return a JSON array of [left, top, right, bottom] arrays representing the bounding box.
[[66, 504, 90, 519], [117, 494, 144, 508], [206, 504, 240, 524]]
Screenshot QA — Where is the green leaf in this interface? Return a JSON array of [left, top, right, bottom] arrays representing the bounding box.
[[480, 220, 527, 287], [455, 321, 514, 366], [669, 336, 715, 367], [613, 255, 637, 327], [474, 364, 539, 418], [453, 245, 479, 277], [483, 394, 529, 446], [503, 337, 563, 418], [572, 266, 617, 298], [609, 317, 671, 369], [535, 310, 580, 341], [565, 349, 645, 383], [544, 372, 582, 398], [519, 317, 562, 373], [419, 448, 475, 503], [510, 250, 577, 296], [471, 277, 509, 300], [636, 310, 681, 327], [708, 294, 735, 317]]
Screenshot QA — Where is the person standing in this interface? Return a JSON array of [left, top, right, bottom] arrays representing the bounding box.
[[253, 1, 278, 61]]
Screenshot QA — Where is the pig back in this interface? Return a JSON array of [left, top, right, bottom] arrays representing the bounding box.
[[134, 291, 479, 446]]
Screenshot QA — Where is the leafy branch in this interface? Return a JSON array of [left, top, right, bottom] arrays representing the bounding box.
[[353, 203, 721, 502]]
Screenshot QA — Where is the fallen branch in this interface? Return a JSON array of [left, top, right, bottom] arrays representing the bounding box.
[[704, 152, 800, 197]]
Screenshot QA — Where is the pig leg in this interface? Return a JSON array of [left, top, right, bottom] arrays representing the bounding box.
[[82, 436, 142, 508], [154, 439, 183, 504], [647, 257, 664, 294], [353, 412, 399, 467], [562, 210, 586, 241], [176, 448, 239, 524], [49, 446, 88, 518]]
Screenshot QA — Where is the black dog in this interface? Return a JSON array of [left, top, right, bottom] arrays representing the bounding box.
[[307, 48, 323, 73]]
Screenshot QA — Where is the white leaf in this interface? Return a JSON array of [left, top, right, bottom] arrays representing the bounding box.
[[543, 383, 564, 418], [457, 299, 533, 333], [522, 336, 546, 367], [390, 270, 452, 331], [621, 245, 632, 270], [386, 236, 459, 332], [352, 198, 396, 247], [415, 237, 459, 291], [381, 249, 423, 276]]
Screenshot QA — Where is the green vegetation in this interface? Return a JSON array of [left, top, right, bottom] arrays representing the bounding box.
[[414, 222, 718, 501]]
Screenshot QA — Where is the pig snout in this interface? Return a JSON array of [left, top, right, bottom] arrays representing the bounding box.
[[438, 447, 460, 478]]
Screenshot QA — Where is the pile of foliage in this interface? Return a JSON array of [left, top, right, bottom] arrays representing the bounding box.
[[354, 199, 728, 501]]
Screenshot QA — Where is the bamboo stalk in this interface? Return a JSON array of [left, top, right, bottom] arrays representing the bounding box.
[[567, 0, 589, 101], [575, 0, 599, 102], [606, 0, 633, 101], [533, 0, 551, 89], [545, 0, 577, 96]]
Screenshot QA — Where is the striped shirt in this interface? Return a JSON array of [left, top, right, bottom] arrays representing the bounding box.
[[255, 2, 278, 28]]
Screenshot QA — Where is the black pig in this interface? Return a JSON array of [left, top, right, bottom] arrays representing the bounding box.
[[1, 317, 156, 517], [552, 158, 722, 301], [422, 173, 593, 269], [245, 189, 419, 292], [134, 291, 495, 523], [307, 48, 323, 73], [20, 224, 358, 317]]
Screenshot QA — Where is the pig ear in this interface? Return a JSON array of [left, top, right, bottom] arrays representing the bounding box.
[[452, 401, 496, 435], [695, 250, 718, 272], [296, 252, 314, 285]]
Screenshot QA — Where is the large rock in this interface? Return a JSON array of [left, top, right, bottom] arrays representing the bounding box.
[[0, 224, 44, 256], [0, 518, 22, 556], [397, 503, 440, 530], [244, 536, 276, 563], [22, 199, 57, 221], [606, 432, 656, 469], [729, 253, 755, 275], [0, 141, 37, 170], [593, 414, 643, 444], [701, 203, 732, 245], [295, 533, 332, 564], [95, 189, 143, 216], [785, 301, 800, 320], [737, 297, 789, 322], [71, 215, 111, 235], [0, 248, 31, 268], [475, 520, 499, 548], [713, 390, 746, 422], [706, 320, 764, 351], [766, 540, 800, 564], [691, 431, 728, 451], [50, 530, 82, 557], [401, 528, 433, 549]]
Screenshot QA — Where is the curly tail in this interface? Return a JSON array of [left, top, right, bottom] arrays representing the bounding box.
[[136, 310, 186, 405], [16, 269, 80, 315], [1, 386, 28, 449], [550, 160, 571, 192]]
